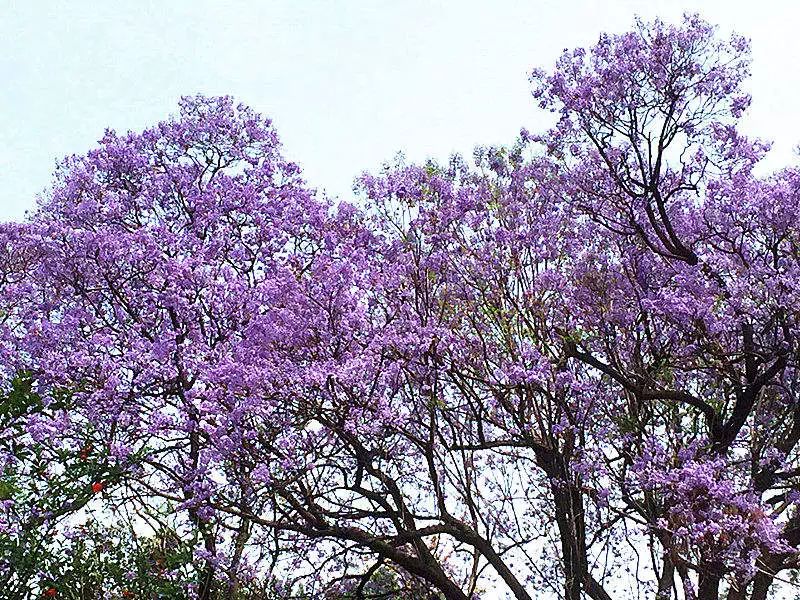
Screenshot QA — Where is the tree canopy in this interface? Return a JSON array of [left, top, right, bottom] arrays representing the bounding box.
[[2, 13, 800, 600]]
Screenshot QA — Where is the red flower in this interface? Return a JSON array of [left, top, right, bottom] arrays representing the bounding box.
[[44, 588, 57, 598], [79, 443, 94, 461], [91, 481, 104, 493]]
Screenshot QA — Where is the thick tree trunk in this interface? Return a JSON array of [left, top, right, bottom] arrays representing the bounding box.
[[552, 477, 588, 600], [697, 571, 721, 600], [726, 581, 746, 600], [534, 446, 612, 600], [656, 556, 675, 600], [748, 571, 773, 600]]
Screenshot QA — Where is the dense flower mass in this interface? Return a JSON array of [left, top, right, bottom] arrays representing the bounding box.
[[2, 13, 800, 600]]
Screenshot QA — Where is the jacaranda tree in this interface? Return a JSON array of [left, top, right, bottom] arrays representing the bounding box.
[[2, 13, 800, 600]]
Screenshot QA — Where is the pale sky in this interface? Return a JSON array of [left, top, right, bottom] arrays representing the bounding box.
[[1, 0, 799, 222]]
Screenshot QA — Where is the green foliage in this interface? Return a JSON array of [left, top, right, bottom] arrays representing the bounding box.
[[0, 379, 199, 599], [334, 565, 446, 599]]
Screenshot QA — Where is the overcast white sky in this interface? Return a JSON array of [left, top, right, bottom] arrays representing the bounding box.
[[1, 0, 799, 222]]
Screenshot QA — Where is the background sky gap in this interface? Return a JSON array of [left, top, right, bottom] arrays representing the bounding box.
[[1, 0, 798, 221]]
